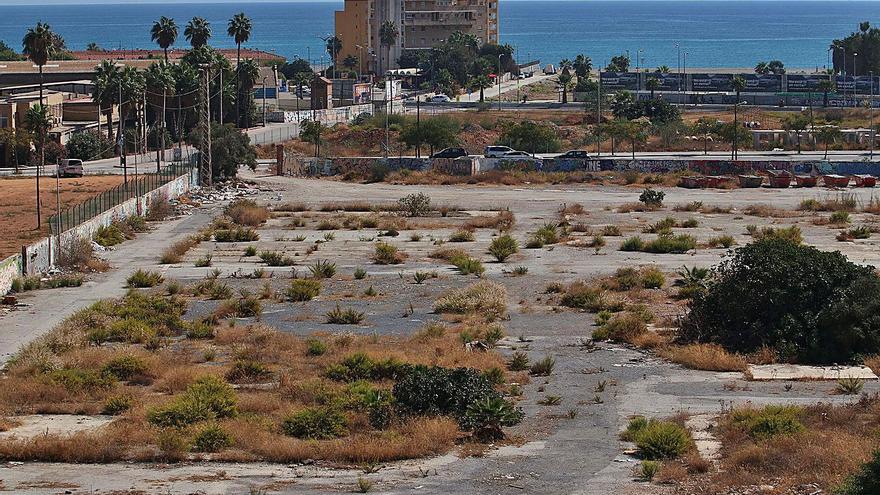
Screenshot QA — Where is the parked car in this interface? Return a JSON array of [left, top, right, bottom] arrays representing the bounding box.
[[431, 147, 468, 159], [56, 159, 83, 178], [429, 94, 451, 103], [556, 150, 592, 160], [484, 145, 515, 158], [501, 150, 535, 158]]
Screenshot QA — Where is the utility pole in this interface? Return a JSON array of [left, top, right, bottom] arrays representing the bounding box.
[[596, 71, 602, 156], [384, 74, 391, 158], [199, 67, 212, 186], [219, 67, 224, 126], [119, 81, 127, 187], [262, 77, 267, 127], [416, 95, 421, 158], [498, 54, 503, 111], [871, 71, 875, 160]]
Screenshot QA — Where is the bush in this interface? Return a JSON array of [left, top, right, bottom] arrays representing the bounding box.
[[147, 376, 237, 427], [640, 267, 665, 289], [325, 304, 366, 324], [642, 233, 696, 254], [126, 269, 164, 288], [639, 188, 665, 208], [102, 395, 133, 415], [497, 121, 561, 153], [281, 407, 347, 439], [49, 368, 113, 392], [681, 239, 880, 363], [373, 242, 406, 264], [393, 366, 503, 421], [632, 420, 691, 460], [287, 279, 321, 301], [602, 313, 648, 342], [507, 351, 529, 371], [449, 230, 475, 242], [94, 223, 127, 247], [751, 225, 802, 244], [838, 449, 880, 495], [225, 360, 271, 383], [259, 251, 295, 266], [461, 396, 524, 440], [529, 356, 555, 376], [308, 260, 337, 279], [66, 130, 113, 161], [620, 236, 645, 251], [433, 280, 506, 319], [397, 192, 432, 217], [325, 353, 408, 382], [451, 255, 485, 276], [488, 235, 519, 262], [214, 227, 259, 242], [225, 199, 269, 226], [729, 405, 803, 440], [559, 282, 610, 312], [306, 338, 328, 356], [191, 423, 234, 452], [707, 235, 736, 248], [101, 355, 147, 380]]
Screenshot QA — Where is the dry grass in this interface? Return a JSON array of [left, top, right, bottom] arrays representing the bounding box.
[[225, 199, 270, 227], [658, 344, 748, 372], [865, 355, 880, 375], [462, 210, 515, 232], [705, 398, 880, 492], [160, 235, 202, 264], [433, 281, 508, 321], [741, 204, 799, 218], [0, 290, 510, 464]]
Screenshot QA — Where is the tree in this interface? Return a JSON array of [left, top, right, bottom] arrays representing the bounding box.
[[92, 60, 120, 142], [656, 65, 670, 73], [754, 61, 770, 75], [468, 74, 491, 102], [717, 121, 751, 157], [646, 77, 660, 98], [782, 113, 811, 153], [497, 121, 561, 153], [830, 22, 880, 75], [624, 120, 649, 159], [652, 119, 685, 151], [66, 131, 113, 161], [325, 35, 342, 65], [558, 66, 574, 103], [228, 12, 252, 127], [86, 42, 101, 52], [839, 449, 880, 495], [732, 75, 746, 102], [22, 22, 56, 105], [681, 239, 880, 364], [342, 54, 358, 72], [399, 115, 460, 155], [817, 79, 834, 107], [0, 40, 22, 61], [299, 120, 326, 157], [25, 104, 52, 229], [150, 16, 178, 62], [598, 119, 630, 155], [379, 20, 399, 75], [767, 60, 785, 75], [194, 123, 256, 178], [816, 123, 841, 159], [573, 54, 592, 80], [237, 59, 260, 128], [605, 54, 630, 72], [184, 17, 211, 49], [691, 117, 717, 155]]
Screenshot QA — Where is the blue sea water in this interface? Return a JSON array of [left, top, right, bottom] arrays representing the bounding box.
[[0, 1, 877, 69]]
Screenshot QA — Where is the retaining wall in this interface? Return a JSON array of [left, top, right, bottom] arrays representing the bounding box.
[[20, 167, 199, 278], [0, 254, 22, 295]]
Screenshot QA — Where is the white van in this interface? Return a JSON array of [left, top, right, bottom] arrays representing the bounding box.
[[544, 64, 556, 75], [56, 159, 84, 177]]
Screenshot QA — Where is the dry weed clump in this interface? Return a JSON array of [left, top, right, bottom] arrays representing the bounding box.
[[462, 210, 515, 232], [225, 199, 269, 227], [433, 281, 507, 321], [658, 344, 748, 372], [160, 235, 202, 264], [0, 288, 514, 464]]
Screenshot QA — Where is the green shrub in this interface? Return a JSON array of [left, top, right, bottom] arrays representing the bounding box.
[[529, 356, 555, 376], [325, 304, 365, 324], [729, 405, 803, 440], [682, 239, 880, 363], [640, 267, 665, 289], [461, 396, 524, 440], [186, 321, 215, 339], [94, 223, 127, 247], [354, 267, 367, 279], [308, 260, 336, 278], [194, 254, 213, 267], [306, 338, 328, 356], [534, 223, 559, 245], [287, 279, 321, 302], [639, 188, 665, 208], [507, 352, 529, 371], [620, 236, 645, 251], [259, 251, 295, 266], [560, 282, 608, 312], [244, 246, 257, 256], [393, 366, 504, 423], [449, 230, 475, 242], [324, 353, 408, 382], [103, 395, 133, 415], [147, 376, 237, 427], [838, 449, 880, 495], [191, 423, 234, 452], [373, 242, 405, 264], [838, 376, 865, 395], [602, 313, 648, 342], [680, 218, 699, 228], [225, 360, 271, 383], [49, 368, 113, 392], [633, 420, 691, 460], [642, 233, 696, 254], [451, 255, 485, 276], [707, 235, 736, 248], [644, 217, 677, 234], [101, 355, 147, 380], [830, 210, 851, 224], [488, 235, 519, 262], [126, 269, 164, 288], [639, 460, 660, 481], [214, 227, 259, 242], [281, 407, 348, 439], [397, 192, 432, 217], [751, 225, 802, 244]]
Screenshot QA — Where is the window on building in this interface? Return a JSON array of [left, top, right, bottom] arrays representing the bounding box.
[[0, 116, 7, 128]]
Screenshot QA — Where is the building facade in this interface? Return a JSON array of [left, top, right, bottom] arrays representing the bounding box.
[[335, 0, 498, 74]]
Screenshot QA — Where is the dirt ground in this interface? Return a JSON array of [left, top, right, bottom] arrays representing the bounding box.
[[0, 175, 125, 258]]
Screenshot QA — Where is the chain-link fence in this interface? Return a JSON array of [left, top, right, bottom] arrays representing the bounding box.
[[48, 161, 195, 235]]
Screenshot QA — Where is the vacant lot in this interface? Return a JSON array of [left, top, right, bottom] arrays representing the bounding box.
[[0, 175, 125, 257]]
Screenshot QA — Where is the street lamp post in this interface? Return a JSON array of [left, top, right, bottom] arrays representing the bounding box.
[[852, 52, 858, 106], [871, 71, 875, 160], [261, 77, 267, 127], [497, 54, 503, 111]]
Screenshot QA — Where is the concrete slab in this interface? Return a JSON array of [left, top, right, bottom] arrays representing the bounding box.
[[0, 415, 114, 440], [747, 364, 878, 381]]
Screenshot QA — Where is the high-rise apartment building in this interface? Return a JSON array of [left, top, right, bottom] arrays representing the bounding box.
[[335, 0, 498, 74]]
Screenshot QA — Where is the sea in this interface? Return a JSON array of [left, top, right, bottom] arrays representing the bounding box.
[[0, 1, 878, 70]]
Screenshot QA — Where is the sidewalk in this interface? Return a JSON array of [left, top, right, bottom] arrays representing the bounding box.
[[0, 208, 216, 366]]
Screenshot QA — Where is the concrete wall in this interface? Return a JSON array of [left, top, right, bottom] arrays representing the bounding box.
[[19, 167, 198, 278], [0, 254, 22, 295]]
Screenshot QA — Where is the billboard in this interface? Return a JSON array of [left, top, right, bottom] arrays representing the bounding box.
[[835, 76, 879, 95], [600, 72, 639, 91], [647, 72, 683, 91], [742, 74, 782, 92], [691, 73, 733, 92], [785, 74, 829, 93]]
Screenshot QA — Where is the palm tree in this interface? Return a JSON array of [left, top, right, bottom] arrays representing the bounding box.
[[237, 59, 260, 128], [119, 66, 145, 146], [817, 79, 833, 107], [573, 54, 592, 80], [184, 17, 212, 49], [379, 20, 399, 75], [469, 74, 491, 102], [782, 114, 810, 154], [646, 77, 660, 98], [625, 120, 648, 159], [558, 66, 573, 104], [342, 55, 358, 74], [228, 12, 252, 127], [25, 104, 52, 229], [150, 17, 178, 62], [22, 22, 56, 106], [92, 60, 120, 142], [326, 35, 342, 72], [145, 62, 175, 169], [731, 75, 747, 159]]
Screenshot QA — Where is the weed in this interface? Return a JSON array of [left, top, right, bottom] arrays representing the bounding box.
[[225, 199, 269, 226], [282, 407, 348, 439], [191, 423, 234, 452], [226, 360, 271, 383], [244, 246, 257, 256], [287, 279, 321, 302], [326, 304, 366, 324], [639, 188, 665, 208], [306, 338, 328, 356], [507, 352, 529, 371], [511, 266, 528, 276], [103, 395, 133, 415], [373, 242, 406, 265], [353, 267, 368, 279], [620, 236, 645, 251], [259, 251, 295, 267], [449, 230, 476, 242], [433, 281, 506, 319], [538, 395, 562, 406], [488, 234, 519, 262], [639, 460, 660, 481], [356, 477, 373, 493], [707, 235, 736, 248], [451, 255, 485, 277], [529, 356, 555, 376], [413, 271, 430, 284], [126, 269, 164, 288], [214, 227, 260, 242], [194, 254, 213, 267], [308, 260, 337, 279], [837, 376, 865, 395]]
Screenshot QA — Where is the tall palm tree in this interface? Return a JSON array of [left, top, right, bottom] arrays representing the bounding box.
[[646, 77, 660, 99], [25, 104, 52, 229], [184, 17, 212, 49], [145, 62, 175, 169], [379, 20, 398, 75], [573, 54, 592, 80], [151, 17, 178, 62], [237, 59, 260, 128], [228, 12, 252, 126], [92, 60, 120, 142], [558, 66, 573, 103], [22, 22, 55, 106], [326, 35, 342, 70], [469, 74, 491, 102]]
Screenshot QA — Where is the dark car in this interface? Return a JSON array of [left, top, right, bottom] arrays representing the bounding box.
[[431, 147, 468, 159], [556, 150, 592, 160]]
